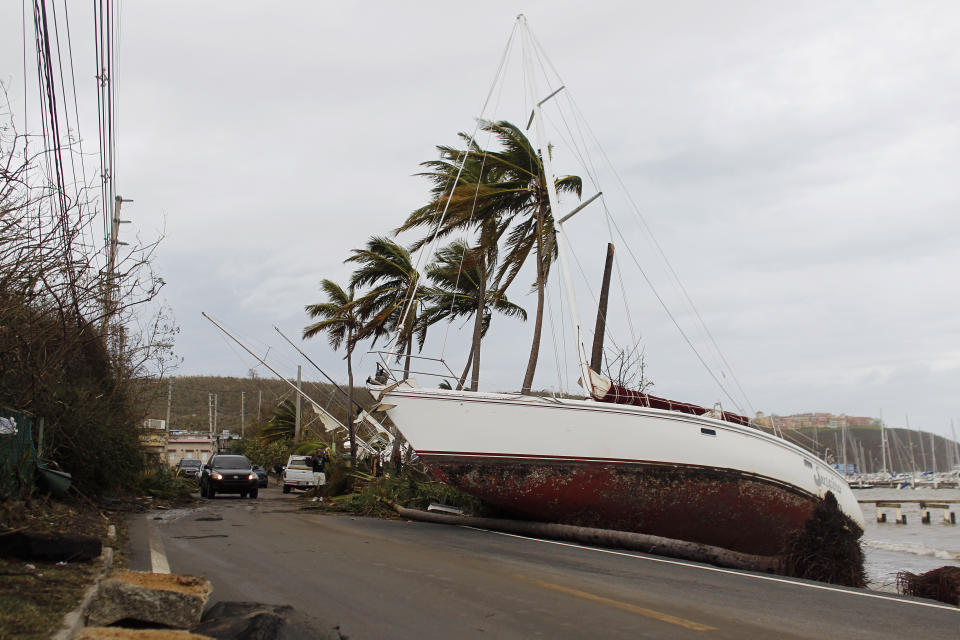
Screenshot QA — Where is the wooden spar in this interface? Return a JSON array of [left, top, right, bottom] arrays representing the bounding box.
[[590, 243, 615, 373], [391, 504, 780, 573]]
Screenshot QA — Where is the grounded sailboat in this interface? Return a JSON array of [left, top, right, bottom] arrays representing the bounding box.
[[372, 374, 863, 556], [369, 16, 864, 558]]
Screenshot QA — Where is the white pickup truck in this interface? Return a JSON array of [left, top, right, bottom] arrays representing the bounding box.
[[281, 455, 322, 493]]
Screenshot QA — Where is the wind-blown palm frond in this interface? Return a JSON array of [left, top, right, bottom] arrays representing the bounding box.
[[415, 240, 526, 388], [303, 279, 361, 462], [346, 236, 423, 376], [400, 119, 581, 392]]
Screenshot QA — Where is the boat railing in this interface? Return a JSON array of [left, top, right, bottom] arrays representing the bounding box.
[[369, 351, 458, 386]]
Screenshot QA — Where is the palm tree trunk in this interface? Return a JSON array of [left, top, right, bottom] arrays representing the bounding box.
[[469, 253, 487, 391], [347, 332, 356, 468], [521, 208, 547, 394], [403, 331, 413, 379], [456, 349, 474, 390]]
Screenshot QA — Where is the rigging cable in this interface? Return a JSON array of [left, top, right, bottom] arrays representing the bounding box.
[[526, 21, 754, 409], [565, 94, 755, 416], [387, 21, 520, 361], [523, 37, 644, 381], [605, 211, 746, 415]]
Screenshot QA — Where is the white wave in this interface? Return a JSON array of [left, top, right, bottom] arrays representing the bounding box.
[[862, 538, 960, 560]]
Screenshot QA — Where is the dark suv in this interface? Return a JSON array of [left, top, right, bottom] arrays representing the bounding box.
[[200, 454, 259, 499], [175, 458, 202, 482]]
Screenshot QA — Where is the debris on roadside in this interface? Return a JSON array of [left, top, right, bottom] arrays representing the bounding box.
[[86, 570, 212, 629]]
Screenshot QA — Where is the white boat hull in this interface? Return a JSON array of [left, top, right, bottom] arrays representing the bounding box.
[[376, 381, 865, 556]]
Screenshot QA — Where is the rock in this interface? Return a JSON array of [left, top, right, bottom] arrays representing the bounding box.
[[86, 570, 212, 629], [192, 601, 346, 640], [76, 628, 213, 639]]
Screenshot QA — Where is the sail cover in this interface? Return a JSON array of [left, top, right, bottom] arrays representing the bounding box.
[[595, 382, 750, 427]]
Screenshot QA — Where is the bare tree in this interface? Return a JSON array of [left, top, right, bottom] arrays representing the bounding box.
[[1, 86, 178, 495], [602, 343, 653, 394]]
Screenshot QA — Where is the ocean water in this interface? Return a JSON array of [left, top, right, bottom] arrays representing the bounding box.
[[854, 487, 960, 592]]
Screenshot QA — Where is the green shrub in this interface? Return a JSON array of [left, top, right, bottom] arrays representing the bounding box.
[[133, 463, 195, 501], [310, 466, 493, 518]]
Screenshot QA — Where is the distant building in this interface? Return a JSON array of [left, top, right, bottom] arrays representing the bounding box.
[[139, 418, 167, 462], [760, 412, 881, 430], [166, 433, 215, 466]]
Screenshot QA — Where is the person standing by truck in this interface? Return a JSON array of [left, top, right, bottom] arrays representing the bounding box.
[[311, 447, 327, 486]]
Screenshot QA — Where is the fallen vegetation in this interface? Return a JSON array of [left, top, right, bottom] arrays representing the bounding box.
[[898, 566, 960, 606], [301, 464, 492, 518], [779, 491, 866, 587]]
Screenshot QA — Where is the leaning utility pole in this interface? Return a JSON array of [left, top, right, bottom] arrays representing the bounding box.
[[295, 366, 302, 441]]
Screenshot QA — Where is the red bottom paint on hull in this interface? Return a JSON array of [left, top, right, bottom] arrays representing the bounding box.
[[423, 456, 817, 556]]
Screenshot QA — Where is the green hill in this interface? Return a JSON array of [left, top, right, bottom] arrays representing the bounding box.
[[776, 425, 958, 474], [137, 374, 373, 435]]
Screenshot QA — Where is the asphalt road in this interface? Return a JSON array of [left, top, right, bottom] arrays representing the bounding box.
[[126, 482, 960, 639]]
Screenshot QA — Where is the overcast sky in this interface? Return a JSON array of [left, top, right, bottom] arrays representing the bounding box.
[[4, 1, 960, 439]]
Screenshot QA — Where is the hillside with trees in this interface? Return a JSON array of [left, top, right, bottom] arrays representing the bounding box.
[[777, 425, 960, 475], [138, 374, 374, 436]]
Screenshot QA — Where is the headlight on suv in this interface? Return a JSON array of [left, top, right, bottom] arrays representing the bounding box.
[[213, 473, 223, 481], [248, 473, 257, 481]]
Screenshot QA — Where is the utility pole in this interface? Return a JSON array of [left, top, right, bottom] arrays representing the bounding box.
[[258, 389, 262, 423], [208, 393, 214, 437], [241, 391, 245, 438], [101, 195, 133, 339], [295, 366, 302, 441], [214, 393, 219, 434], [165, 379, 173, 429]]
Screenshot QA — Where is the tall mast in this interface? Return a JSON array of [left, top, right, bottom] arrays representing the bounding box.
[[880, 410, 888, 475], [952, 419, 959, 470], [591, 243, 615, 372], [520, 16, 593, 396]]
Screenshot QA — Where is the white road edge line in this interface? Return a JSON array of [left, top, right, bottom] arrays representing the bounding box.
[[465, 527, 960, 613], [148, 521, 170, 574]]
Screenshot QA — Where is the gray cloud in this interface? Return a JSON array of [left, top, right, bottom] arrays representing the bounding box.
[[4, 1, 959, 438]]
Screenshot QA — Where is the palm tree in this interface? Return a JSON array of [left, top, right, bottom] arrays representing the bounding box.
[[303, 279, 360, 464], [259, 399, 297, 444], [418, 239, 527, 390], [346, 236, 423, 378], [399, 119, 581, 393]]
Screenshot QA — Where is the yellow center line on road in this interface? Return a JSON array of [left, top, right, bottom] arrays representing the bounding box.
[[515, 575, 717, 632]]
